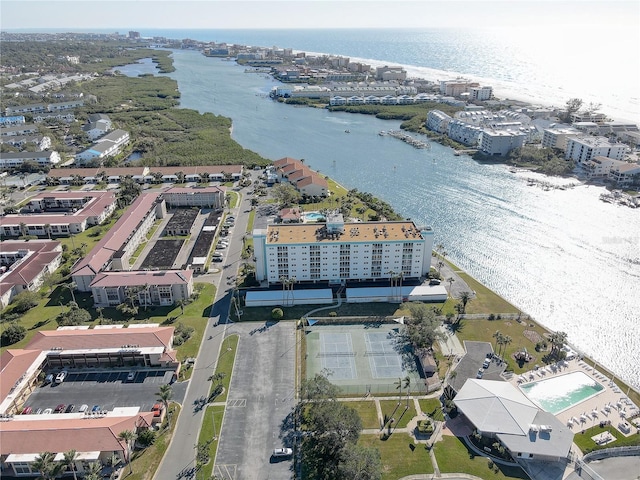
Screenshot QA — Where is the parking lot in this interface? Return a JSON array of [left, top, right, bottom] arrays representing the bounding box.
[[24, 368, 184, 413]]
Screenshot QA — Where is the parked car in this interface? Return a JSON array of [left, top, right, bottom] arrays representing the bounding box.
[[79, 404, 89, 413], [482, 359, 491, 369], [429, 278, 441, 285], [272, 448, 293, 458], [211, 257, 223, 262], [21, 406, 33, 415], [151, 403, 162, 417], [54, 404, 66, 413], [215, 244, 226, 250], [476, 369, 484, 379], [65, 404, 76, 413], [91, 405, 101, 412], [126, 371, 136, 382], [42, 408, 53, 415], [43, 374, 54, 385], [55, 370, 68, 384], [35, 408, 43, 415]]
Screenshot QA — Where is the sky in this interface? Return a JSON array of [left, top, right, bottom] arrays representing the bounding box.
[[2, 0, 639, 30]]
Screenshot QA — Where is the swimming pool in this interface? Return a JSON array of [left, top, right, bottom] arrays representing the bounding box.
[[304, 212, 325, 222], [520, 371, 604, 415]]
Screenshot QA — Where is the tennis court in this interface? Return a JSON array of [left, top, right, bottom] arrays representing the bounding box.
[[305, 323, 423, 395]]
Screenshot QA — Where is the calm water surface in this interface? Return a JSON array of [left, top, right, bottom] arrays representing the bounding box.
[[161, 51, 638, 390]]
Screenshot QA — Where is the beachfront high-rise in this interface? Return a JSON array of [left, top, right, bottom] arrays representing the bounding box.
[[253, 214, 434, 285]]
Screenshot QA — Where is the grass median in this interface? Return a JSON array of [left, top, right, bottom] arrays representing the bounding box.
[[128, 404, 181, 480]]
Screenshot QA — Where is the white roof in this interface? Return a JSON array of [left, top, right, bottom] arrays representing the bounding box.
[[246, 289, 333, 302], [454, 379, 538, 435]]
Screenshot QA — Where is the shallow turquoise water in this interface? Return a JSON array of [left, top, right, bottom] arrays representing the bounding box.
[[520, 371, 605, 415]]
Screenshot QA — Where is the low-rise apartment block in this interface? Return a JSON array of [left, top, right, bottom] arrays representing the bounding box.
[[75, 129, 130, 164], [0, 191, 117, 238], [0, 150, 61, 168], [0, 240, 63, 308], [479, 129, 527, 156]]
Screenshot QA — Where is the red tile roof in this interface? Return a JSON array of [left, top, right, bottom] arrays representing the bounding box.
[[0, 413, 155, 456], [26, 326, 175, 352], [72, 193, 160, 276], [0, 350, 43, 402]]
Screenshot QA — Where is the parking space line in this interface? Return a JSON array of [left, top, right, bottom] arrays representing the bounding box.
[[213, 464, 237, 480], [226, 399, 246, 408]]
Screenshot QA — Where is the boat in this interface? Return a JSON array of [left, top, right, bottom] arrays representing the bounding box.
[[344, 129, 350, 133], [379, 131, 386, 136]]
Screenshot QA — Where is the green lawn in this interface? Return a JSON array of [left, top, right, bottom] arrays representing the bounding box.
[[128, 404, 181, 480], [434, 435, 528, 479], [207, 334, 239, 402], [573, 424, 640, 454], [358, 433, 434, 480], [418, 398, 444, 422], [246, 209, 255, 232], [455, 317, 550, 375], [342, 400, 380, 429], [198, 405, 225, 479], [1, 283, 215, 361], [379, 400, 417, 429]]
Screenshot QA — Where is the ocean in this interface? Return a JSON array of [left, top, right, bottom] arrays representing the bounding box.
[[118, 29, 639, 390], [141, 27, 640, 124]]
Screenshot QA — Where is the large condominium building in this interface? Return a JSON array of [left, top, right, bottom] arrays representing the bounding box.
[[75, 129, 130, 164], [469, 86, 493, 101], [609, 163, 640, 186], [564, 136, 629, 165], [253, 213, 434, 285], [541, 126, 581, 150], [479, 129, 527, 156]]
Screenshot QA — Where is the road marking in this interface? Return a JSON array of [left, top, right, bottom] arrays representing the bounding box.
[[214, 464, 237, 479], [226, 399, 246, 407]]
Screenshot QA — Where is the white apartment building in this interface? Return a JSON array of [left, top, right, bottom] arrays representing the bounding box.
[[426, 110, 453, 134], [469, 86, 493, 101], [609, 163, 640, 186], [564, 135, 629, 165], [75, 129, 130, 164], [448, 120, 482, 146], [0, 151, 61, 168], [542, 126, 581, 150], [479, 129, 527, 156], [253, 214, 434, 285], [582, 156, 627, 179]]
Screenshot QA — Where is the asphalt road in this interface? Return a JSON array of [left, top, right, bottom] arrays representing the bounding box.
[[156, 172, 269, 480], [213, 321, 296, 480]]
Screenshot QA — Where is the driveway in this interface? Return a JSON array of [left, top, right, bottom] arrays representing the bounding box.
[[213, 321, 297, 480]]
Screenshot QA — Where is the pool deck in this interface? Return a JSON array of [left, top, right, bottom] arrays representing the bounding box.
[[509, 358, 639, 436]]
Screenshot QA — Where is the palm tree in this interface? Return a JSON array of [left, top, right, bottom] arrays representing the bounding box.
[[501, 335, 512, 359], [394, 377, 403, 405], [157, 384, 173, 412], [32, 451, 63, 480], [550, 331, 568, 357], [117, 429, 137, 475], [447, 277, 454, 296], [44, 223, 52, 239], [83, 461, 103, 480], [177, 299, 185, 315], [458, 291, 472, 313], [492, 330, 503, 355], [106, 452, 121, 480], [403, 376, 411, 408], [63, 282, 77, 304], [80, 242, 88, 255], [19, 222, 28, 238], [63, 449, 79, 480]]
